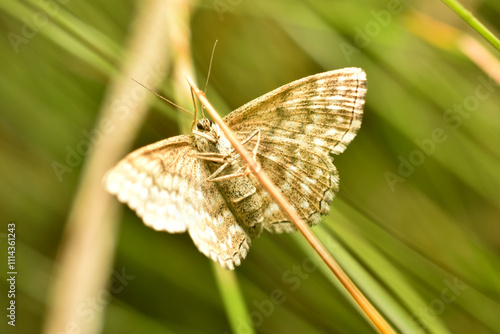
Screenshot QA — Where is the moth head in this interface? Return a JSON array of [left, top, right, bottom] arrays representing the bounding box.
[[196, 118, 213, 131], [193, 118, 220, 152]]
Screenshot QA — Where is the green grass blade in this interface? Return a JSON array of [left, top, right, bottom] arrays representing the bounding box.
[[212, 263, 255, 334], [441, 0, 500, 51]]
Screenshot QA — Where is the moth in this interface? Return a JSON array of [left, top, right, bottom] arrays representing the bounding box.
[[104, 67, 367, 269]]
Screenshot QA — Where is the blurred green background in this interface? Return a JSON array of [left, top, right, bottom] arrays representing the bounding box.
[[1, 0, 500, 333]]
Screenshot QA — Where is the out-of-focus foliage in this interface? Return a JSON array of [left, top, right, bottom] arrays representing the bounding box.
[[1, 0, 500, 333]]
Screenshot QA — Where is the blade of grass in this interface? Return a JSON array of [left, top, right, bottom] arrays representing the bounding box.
[[318, 216, 451, 334], [28, 0, 123, 64], [185, 75, 396, 334], [212, 262, 255, 334], [0, 0, 116, 75], [42, 1, 176, 333], [458, 35, 500, 84], [440, 0, 500, 52]]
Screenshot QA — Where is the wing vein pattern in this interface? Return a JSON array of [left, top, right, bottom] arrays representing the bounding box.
[[105, 135, 251, 269], [224, 68, 366, 233]]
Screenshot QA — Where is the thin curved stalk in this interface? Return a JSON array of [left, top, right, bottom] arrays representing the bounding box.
[[212, 262, 255, 334], [441, 0, 500, 52], [42, 1, 179, 333], [186, 76, 396, 334]]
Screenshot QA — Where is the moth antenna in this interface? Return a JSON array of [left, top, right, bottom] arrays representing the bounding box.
[[192, 40, 219, 120], [130, 78, 193, 116], [204, 40, 218, 94]]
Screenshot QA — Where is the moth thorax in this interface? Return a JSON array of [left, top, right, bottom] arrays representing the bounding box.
[[194, 119, 220, 154]]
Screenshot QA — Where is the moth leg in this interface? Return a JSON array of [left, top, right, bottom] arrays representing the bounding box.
[[239, 129, 260, 146], [227, 129, 262, 172], [209, 156, 262, 182], [241, 129, 261, 168], [249, 130, 261, 169], [241, 129, 262, 175], [210, 130, 262, 181], [189, 151, 238, 182], [195, 130, 263, 182], [251, 129, 261, 159], [228, 129, 261, 159], [189, 152, 229, 164], [208, 166, 249, 182], [206, 161, 232, 181]]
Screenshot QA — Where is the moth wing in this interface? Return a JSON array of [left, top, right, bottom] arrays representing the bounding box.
[[223, 68, 367, 232], [104, 135, 250, 269]]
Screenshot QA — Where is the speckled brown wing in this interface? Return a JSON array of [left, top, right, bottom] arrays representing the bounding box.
[[223, 68, 367, 233], [104, 135, 250, 269]]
